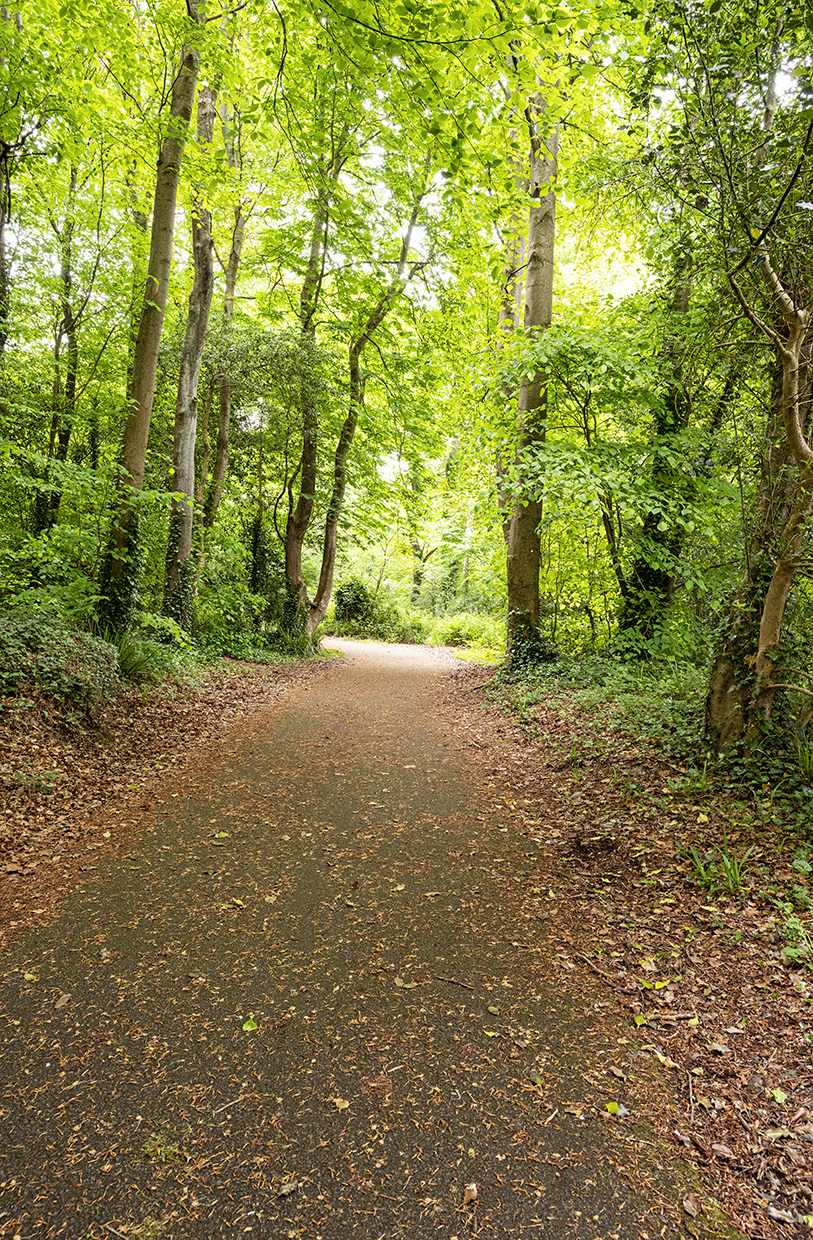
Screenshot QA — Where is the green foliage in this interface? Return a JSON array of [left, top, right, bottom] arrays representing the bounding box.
[[504, 625, 559, 678], [334, 578, 375, 623], [427, 612, 505, 652], [0, 611, 118, 719], [327, 579, 432, 643], [134, 611, 194, 649], [107, 628, 178, 685], [686, 828, 756, 897], [501, 653, 708, 758], [97, 510, 144, 635]]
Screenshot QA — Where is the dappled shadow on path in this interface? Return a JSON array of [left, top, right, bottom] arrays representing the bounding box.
[[0, 640, 736, 1238]]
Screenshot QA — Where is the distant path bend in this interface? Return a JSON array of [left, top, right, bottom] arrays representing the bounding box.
[[0, 638, 729, 1239]]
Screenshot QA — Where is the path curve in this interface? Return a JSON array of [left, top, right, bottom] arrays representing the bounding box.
[[0, 640, 720, 1238]]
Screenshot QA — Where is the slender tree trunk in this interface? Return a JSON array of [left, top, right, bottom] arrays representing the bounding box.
[[505, 97, 558, 654], [292, 166, 429, 637], [617, 254, 691, 645], [32, 167, 78, 534], [98, 19, 202, 632], [163, 83, 217, 627], [194, 95, 250, 582], [283, 168, 342, 615]]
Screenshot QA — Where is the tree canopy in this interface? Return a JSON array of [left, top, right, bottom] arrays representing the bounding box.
[[1, 0, 812, 755]]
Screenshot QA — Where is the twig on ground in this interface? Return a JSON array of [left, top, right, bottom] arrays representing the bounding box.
[[433, 974, 475, 990], [576, 951, 617, 980]]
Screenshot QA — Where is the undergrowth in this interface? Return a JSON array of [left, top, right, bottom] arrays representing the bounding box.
[[497, 654, 707, 759]]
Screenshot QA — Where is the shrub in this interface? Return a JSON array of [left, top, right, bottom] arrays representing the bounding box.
[[0, 610, 119, 718], [134, 612, 194, 649], [107, 628, 179, 684], [335, 579, 375, 623], [428, 612, 506, 652]]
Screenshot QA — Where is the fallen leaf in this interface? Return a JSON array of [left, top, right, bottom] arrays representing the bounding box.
[[772, 1088, 788, 1105], [463, 1182, 477, 1205], [711, 1143, 733, 1158], [394, 883, 405, 892], [279, 1181, 299, 1197], [682, 1193, 702, 1218], [487, 1005, 499, 1014], [332, 1097, 350, 1111], [242, 1017, 258, 1032], [605, 1101, 630, 1117], [55, 993, 71, 1008], [708, 1042, 730, 1055], [528, 1071, 545, 1086], [23, 973, 36, 982], [563, 1104, 583, 1116]]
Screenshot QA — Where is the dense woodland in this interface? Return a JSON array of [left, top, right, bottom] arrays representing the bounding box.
[[0, 0, 811, 763]]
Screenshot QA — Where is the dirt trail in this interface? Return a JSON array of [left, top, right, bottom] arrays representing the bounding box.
[[0, 640, 737, 1239]]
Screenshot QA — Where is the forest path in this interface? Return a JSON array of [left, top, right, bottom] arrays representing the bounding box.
[[0, 639, 736, 1239]]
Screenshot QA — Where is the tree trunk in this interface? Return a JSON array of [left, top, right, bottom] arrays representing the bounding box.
[[163, 83, 217, 628], [98, 19, 201, 632], [288, 163, 429, 638], [32, 166, 78, 534], [505, 97, 558, 655], [706, 254, 812, 751], [283, 162, 344, 616], [617, 254, 691, 646], [194, 95, 250, 584]]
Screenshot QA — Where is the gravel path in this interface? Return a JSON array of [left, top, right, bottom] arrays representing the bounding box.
[[0, 640, 738, 1239]]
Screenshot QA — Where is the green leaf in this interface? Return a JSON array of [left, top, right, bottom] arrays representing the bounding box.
[[242, 1017, 258, 1032]]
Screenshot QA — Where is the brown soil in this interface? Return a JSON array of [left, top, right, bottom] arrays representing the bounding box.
[[0, 639, 801, 1238]]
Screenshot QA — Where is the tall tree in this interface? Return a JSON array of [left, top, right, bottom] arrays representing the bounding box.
[[98, 4, 203, 632], [163, 82, 217, 626], [500, 83, 559, 654]]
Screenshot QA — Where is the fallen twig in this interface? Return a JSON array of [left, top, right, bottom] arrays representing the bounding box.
[[433, 974, 475, 990], [213, 1093, 249, 1115], [576, 952, 616, 981]]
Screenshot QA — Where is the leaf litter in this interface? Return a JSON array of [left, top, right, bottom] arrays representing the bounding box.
[[447, 659, 813, 1237], [0, 642, 758, 1239]]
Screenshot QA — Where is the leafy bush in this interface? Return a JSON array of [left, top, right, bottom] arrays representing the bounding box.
[[0, 610, 119, 718], [326, 589, 431, 644], [134, 611, 194, 649], [334, 579, 376, 623], [194, 581, 267, 652], [428, 612, 505, 649], [107, 629, 180, 684]]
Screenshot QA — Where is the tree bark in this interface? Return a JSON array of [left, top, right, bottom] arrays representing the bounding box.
[[287, 162, 429, 638], [617, 255, 691, 646], [32, 167, 79, 534], [706, 253, 812, 751], [163, 82, 217, 627], [98, 18, 202, 632], [505, 96, 558, 654], [283, 151, 346, 614], [194, 93, 250, 584]]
